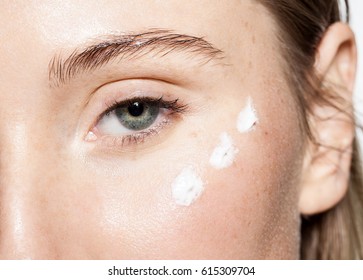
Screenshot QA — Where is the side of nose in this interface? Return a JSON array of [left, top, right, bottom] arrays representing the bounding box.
[[0, 122, 58, 259]]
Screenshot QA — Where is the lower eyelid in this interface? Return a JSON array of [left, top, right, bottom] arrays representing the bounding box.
[[97, 118, 171, 148]]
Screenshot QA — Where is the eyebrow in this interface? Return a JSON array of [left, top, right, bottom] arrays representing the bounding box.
[[48, 29, 225, 87]]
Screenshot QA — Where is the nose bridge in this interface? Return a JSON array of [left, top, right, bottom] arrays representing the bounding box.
[[0, 118, 40, 179], [0, 120, 53, 259], [0, 12, 62, 258]]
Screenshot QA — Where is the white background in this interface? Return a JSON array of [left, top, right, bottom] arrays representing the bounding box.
[[0, 260, 362, 280]]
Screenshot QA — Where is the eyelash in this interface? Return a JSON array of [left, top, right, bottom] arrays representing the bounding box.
[[103, 96, 188, 117], [93, 96, 189, 147]]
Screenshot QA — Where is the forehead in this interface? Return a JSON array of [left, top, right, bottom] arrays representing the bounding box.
[[0, 0, 268, 49]]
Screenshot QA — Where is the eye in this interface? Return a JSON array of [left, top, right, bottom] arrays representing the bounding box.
[[98, 100, 161, 135], [115, 101, 159, 131], [87, 96, 188, 146]]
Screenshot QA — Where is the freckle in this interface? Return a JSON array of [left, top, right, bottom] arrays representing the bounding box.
[[232, 232, 238, 240], [252, 35, 255, 44], [189, 131, 198, 138]]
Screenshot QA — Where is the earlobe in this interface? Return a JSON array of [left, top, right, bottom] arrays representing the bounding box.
[[299, 141, 353, 215], [299, 23, 357, 215]]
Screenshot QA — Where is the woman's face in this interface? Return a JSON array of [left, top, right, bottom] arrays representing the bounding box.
[[0, 0, 305, 259]]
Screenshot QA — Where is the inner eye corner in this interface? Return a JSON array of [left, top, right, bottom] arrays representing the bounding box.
[[85, 130, 98, 142]]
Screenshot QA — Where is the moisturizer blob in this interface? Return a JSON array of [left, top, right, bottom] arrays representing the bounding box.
[[209, 132, 239, 169], [237, 97, 258, 133], [171, 166, 204, 206]]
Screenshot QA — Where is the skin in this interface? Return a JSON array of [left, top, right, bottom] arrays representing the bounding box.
[[0, 0, 355, 259]]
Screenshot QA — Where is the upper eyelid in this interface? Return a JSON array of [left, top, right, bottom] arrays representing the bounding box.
[[103, 96, 165, 116], [103, 97, 188, 117]]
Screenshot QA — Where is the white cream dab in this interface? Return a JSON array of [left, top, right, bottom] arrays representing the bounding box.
[[209, 132, 239, 169], [171, 166, 204, 206], [237, 97, 258, 133]]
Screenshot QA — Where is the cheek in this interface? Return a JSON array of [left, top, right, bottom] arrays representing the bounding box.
[[60, 91, 303, 259], [106, 108, 300, 259], [174, 94, 304, 259], [188, 106, 303, 258]]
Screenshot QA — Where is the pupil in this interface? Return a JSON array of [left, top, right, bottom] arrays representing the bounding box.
[[128, 102, 144, 117]]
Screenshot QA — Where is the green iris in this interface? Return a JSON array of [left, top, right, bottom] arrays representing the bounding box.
[[115, 101, 159, 131]]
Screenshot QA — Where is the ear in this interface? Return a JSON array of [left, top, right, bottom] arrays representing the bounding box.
[[299, 22, 357, 215]]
